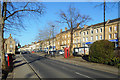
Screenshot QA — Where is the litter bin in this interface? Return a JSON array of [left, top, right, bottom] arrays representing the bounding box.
[[7, 54, 13, 71]]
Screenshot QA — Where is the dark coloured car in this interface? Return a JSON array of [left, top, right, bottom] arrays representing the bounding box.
[[50, 50, 56, 57]]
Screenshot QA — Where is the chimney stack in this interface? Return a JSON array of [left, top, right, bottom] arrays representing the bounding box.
[[65, 27, 67, 31], [60, 29, 62, 33], [10, 34, 11, 36], [84, 25, 88, 29]]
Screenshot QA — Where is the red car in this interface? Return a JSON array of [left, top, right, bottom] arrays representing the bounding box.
[[32, 51, 35, 53]]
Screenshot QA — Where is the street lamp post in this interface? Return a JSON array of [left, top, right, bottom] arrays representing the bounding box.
[[52, 25, 55, 51]]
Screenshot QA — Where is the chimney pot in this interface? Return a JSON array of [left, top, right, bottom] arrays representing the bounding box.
[[65, 27, 67, 31], [60, 29, 62, 33], [84, 25, 88, 29], [10, 34, 11, 36]]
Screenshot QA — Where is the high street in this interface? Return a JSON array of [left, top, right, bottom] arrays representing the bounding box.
[[22, 53, 118, 79]]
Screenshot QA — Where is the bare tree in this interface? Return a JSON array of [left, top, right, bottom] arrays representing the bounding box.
[[57, 5, 91, 56], [0, 2, 45, 70], [35, 22, 58, 54], [14, 38, 20, 44], [36, 26, 53, 41]]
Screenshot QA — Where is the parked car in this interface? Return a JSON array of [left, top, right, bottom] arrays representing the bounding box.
[[56, 50, 64, 55], [32, 51, 35, 53], [50, 50, 56, 57], [44, 50, 48, 53], [59, 50, 64, 55]]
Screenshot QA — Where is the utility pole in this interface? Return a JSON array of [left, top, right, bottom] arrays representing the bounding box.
[[104, 0, 106, 40]]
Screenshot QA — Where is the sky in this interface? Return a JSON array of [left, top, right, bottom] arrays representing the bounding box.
[[4, 2, 119, 46]]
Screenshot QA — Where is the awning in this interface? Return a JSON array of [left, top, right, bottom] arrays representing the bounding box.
[[85, 42, 93, 44], [109, 39, 118, 42]]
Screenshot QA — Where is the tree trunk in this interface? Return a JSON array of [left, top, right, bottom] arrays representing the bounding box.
[[48, 41, 50, 55], [1, 18, 7, 70], [70, 28, 73, 56], [1, 2, 7, 70]]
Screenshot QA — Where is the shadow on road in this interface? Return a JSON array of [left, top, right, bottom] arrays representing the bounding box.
[[14, 62, 27, 68], [13, 56, 27, 68], [82, 55, 89, 62], [28, 56, 46, 64], [13, 60, 22, 64], [25, 72, 34, 78]]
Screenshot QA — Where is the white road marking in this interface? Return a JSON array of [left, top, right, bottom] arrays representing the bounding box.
[[75, 72, 96, 80]]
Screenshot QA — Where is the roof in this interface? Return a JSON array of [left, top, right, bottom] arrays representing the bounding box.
[[58, 27, 78, 34], [87, 18, 120, 28], [56, 18, 120, 35]]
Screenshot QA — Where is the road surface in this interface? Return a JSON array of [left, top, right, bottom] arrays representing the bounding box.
[[22, 54, 118, 79]]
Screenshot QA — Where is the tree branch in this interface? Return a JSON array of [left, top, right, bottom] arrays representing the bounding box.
[[5, 9, 42, 20]]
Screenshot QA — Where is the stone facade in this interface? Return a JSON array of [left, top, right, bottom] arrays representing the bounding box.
[[20, 18, 120, 51], [41, 37, 56, 51], [56, 27, 71, 50], [4, 34, 16, 54]]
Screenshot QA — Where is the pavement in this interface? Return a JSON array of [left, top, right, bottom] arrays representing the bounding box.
[[6, 54, 38, 80], [35, 52, 119, 75]]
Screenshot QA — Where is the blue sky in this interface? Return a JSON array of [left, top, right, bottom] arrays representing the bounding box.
[[4, 2, 118, 46]]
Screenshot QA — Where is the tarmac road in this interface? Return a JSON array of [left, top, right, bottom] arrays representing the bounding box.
[[22, 54, 118, 79]]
